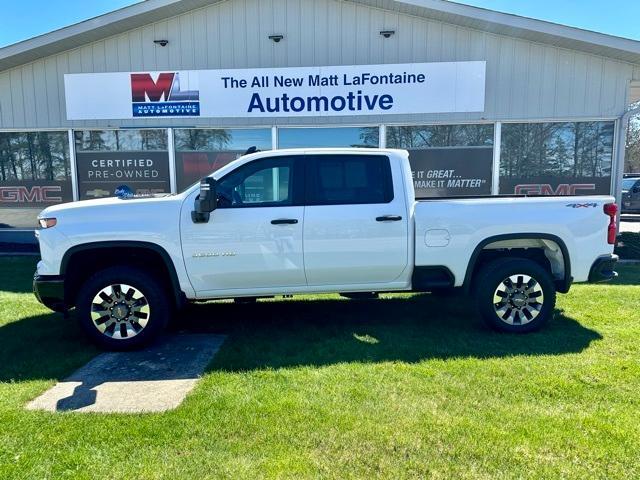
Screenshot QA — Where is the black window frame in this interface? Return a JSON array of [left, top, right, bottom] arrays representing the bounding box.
[[215, 155, 305, 209], [304, 154, 394, 206]]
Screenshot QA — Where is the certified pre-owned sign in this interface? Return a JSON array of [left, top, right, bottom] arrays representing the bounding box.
[[75, 152, 171, 200], [64, 62, 486, 120]]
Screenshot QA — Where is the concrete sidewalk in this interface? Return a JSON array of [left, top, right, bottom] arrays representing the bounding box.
[[27, 334, 226, 413]]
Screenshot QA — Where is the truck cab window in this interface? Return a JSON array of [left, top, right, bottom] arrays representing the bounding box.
[[216, 157, 295, 207], [306, 155, 393, 205]]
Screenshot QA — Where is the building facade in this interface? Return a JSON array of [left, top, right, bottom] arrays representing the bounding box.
[[2, 0, 640, 230]]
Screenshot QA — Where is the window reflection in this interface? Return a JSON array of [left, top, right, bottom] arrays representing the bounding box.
[[174, 128, 272, 192], [278, 127, 379, 149], [74, 129, 170, 200], [0, 131, 72, 227], [1, 131, 71, 181], [387, 124, 494, 198], [386, 124, 494, 148], [499, 121, 614, 195], [74, 129, 168, 152]]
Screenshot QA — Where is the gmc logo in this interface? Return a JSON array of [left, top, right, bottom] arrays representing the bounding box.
[[514, 184, 596, 195], [0, 186, 63, 203]]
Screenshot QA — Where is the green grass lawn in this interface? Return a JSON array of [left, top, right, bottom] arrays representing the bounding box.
[[0, 256, 639, 479]]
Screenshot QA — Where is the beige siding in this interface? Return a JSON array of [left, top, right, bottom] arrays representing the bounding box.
[[0, 0, 636, 129]]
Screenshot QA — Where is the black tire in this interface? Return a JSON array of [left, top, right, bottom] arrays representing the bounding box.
[[474, 257, 556, 333], [76, 266, 170, 350]]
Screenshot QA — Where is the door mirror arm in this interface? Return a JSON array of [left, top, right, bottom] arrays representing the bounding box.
[[192, 177, 217, 224]]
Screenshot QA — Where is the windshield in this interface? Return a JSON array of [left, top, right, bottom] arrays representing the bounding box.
[[622, 178, 638, 190]]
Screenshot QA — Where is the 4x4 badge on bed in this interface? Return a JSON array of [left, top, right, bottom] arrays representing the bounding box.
[[566, 203, 597, 208]]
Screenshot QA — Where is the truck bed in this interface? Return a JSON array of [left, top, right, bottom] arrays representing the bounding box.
[[413, 195, 615, 286]]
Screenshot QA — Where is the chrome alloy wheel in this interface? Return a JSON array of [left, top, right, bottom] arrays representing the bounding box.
[[492, 274, 544, 326], [90, 284, 150, 339]]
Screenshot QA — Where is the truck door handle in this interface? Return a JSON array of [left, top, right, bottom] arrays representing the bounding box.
[[376, 215, 403, 222], [271, 218, 299, 225]]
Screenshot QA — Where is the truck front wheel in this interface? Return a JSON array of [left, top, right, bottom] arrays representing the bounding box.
[[76, 266, 170, 350], [474, 258, 556, 333]]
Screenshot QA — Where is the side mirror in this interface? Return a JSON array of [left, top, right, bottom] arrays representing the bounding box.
[[191, 177, 217, 223]]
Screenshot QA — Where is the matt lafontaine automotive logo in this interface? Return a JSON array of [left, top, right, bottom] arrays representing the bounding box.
[[131, 72, 200, 117]]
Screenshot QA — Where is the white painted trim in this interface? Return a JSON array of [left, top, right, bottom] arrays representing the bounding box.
[[497, 117, 619, 124], [0, 118, 619, 135], [611, 119, 620, 201], [275, 123, 383, 130], [379, 124, 386, 148], [492, 122, 501, 195], [167, 128, 177, 194], [67, 129, 79, 201], [68, 127, 169, 132], [380, 117, 618, 127], [271, 126, 278, 150], [0, 127, 72, 132]]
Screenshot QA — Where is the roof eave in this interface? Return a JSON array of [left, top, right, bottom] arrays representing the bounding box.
[[0, 0, 219, 71], [385, 0, 640, 64], [1, 0, 639, 72]]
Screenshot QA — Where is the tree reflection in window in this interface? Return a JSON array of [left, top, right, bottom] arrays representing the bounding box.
[[74, 129, 168, 152], [500, 122, 614, 179], [386, 124, 494, 148], [0, 131, 70, 181]]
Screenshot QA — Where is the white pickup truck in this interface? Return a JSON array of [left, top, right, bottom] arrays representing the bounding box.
[[34, 148, 619, 349]]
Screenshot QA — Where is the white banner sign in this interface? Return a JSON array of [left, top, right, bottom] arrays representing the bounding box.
[[64, 62, 486, 120]]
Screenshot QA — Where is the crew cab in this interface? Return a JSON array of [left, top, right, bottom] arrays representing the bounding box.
[[33, 148, 619, 349]]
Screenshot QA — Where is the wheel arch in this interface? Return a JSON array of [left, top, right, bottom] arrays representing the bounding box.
[[61, 241, 185, 308], [463, 233, 572, 294]]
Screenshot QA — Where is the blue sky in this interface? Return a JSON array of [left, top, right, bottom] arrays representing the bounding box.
[[0, 0, 639, 48]]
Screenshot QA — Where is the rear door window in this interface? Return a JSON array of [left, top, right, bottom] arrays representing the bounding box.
[[306, 155, 393, 205]]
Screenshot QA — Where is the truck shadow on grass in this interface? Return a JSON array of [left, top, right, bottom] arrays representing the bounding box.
[[0, 294, 602, 383], [176, 295, 603, 373]]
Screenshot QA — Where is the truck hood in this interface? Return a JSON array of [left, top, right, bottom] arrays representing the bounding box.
[[38, 194, 181, 219]]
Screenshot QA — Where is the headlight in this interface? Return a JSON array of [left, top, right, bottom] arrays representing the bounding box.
[[38, 218, 57, 229]]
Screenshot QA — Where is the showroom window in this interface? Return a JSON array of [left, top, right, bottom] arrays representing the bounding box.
[[74, 129, 170, 200], [499, 121, 614, 195], [174, 128, 272, 192], [386, 124, 495, 197], [74, 129, 168, 152], [278, 126, 379, 149], [0, 131, 72, 228]]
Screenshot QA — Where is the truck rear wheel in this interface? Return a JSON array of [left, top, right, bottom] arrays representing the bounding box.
[[76, 266, 170, 350], [474, 258, 556, 333]]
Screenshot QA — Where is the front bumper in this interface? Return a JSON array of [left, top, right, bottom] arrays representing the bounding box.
[[588, 254, 619, 283], [33, 273, 67, 312]]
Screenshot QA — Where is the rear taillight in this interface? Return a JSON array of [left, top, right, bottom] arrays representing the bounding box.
[[604, 203, 617, 245]]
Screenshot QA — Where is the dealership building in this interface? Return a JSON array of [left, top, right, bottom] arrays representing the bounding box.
[[2, 0, 640, 234]]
